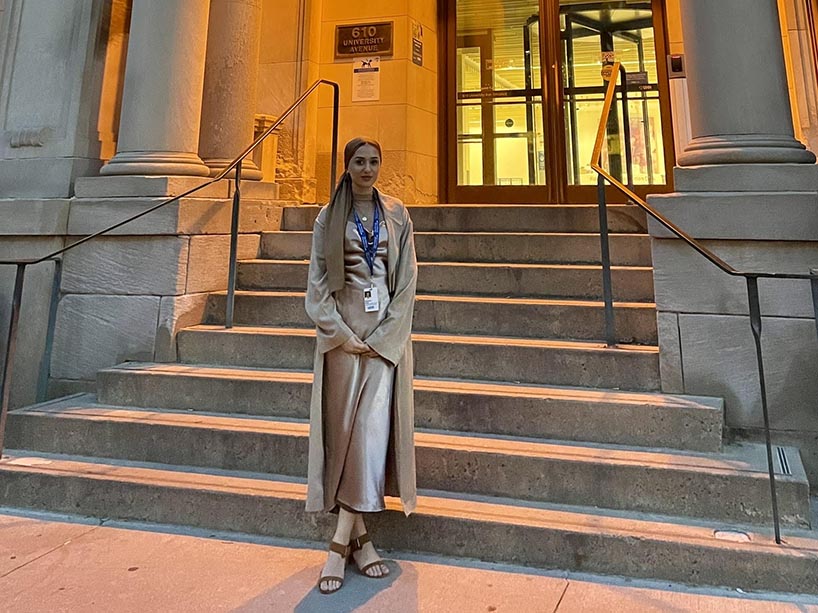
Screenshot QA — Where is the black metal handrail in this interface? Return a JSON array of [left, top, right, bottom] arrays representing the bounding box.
[[591, 62, 818, 545], [0, 79, 341, 456]]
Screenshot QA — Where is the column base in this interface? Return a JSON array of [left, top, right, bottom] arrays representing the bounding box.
[[74, 175, 230, 199], [100, 151, 211, 177], [678, 134, 817, 166], [204, 157, 263, 181], [0, 157, 102, 198]]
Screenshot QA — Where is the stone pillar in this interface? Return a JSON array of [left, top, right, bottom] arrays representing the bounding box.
[[648, 0, 818, 488], [198, 0, 264, 180], [678, 0, 815, 165], [0, 0, 108, 197], [100, 0, 211, 177]]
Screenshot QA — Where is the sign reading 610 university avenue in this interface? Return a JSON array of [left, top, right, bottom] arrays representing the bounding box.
[[335, 22, 393, 59]]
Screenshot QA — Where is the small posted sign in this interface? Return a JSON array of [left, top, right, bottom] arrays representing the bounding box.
[[336, 23, 393, 59], [352, 57, 381, 102], [411, 19, 423, 67], [600, 51, 616, 80]]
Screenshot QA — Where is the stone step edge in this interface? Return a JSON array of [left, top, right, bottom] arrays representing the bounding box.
[[183, 325, 660, 354], [1, 450, 816, 589], [2, 450, 813, 546], [289, 204, 645, 210], [208, 290, 657, 310], [98, 362, 719, 411], [240, 259, 654, 272], [10, 398, 798, 482], [261, 230, 652, 237]]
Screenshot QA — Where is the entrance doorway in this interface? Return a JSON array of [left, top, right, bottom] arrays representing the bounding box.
[[442, 0, 675, 203]]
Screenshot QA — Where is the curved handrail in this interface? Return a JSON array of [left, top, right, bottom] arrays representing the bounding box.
[[590, 64, 815, 282], [0, 79, 341, 455], [0, 79, 340, 267], [591, 62, 818, 546]]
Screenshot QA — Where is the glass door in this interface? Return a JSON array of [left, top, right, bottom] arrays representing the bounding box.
[[444, 0, 674, 203], [559, 0, 673, 200], [448, 0, 552, 203]]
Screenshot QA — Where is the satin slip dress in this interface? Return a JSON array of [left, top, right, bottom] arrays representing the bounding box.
[[321, 210, 393, 513]]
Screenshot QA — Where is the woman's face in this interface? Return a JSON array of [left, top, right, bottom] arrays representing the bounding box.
[[347, 144, 381, 191]]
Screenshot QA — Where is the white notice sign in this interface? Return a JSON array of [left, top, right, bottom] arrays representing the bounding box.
[[352, 57, 380, 102]]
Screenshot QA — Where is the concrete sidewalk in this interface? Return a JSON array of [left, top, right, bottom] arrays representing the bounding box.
[[1, 509, 817, 613]]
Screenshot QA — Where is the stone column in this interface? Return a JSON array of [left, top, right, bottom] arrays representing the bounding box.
[[198, 0, 264, 180], [101, 0, 211, 177], [678, 0, 816, 165]]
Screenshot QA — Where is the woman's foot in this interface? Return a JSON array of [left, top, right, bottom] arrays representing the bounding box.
[[350, 532, 389, 578], [318, 541, 349, 594]]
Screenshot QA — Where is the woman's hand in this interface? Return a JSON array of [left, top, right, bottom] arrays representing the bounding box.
[[341, 335, 380, 358], [341, 335, 369, 354], [361, 344, 379, 358]]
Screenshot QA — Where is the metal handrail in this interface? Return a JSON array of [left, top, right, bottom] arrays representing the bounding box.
[[591, 62, 818, 545], [0, 79, 341, 456]]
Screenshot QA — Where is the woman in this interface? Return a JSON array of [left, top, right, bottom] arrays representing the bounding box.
[[304, 137, 418, 595]]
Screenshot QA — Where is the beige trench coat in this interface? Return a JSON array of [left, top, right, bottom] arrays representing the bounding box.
[[304, 192, 418, 515]]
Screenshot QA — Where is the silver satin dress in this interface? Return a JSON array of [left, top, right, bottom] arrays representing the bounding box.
[[322, 216, 394, 513]]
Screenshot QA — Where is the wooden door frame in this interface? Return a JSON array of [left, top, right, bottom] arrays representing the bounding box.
[[437, 0, 676, 204], [438, 1, 555, 204], [558, 0, 676, 203]]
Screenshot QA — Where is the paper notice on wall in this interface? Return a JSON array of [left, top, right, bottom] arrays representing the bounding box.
[[352, 57, 380, 102]]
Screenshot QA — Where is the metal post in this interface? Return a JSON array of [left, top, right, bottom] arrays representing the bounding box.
[[36, 258, 63, 403], [597, 174, 616, 346], [619, 65, 634, 193], [746, 276, 782, 544], [225, 160, 243, 329], [330, 83, 340, 194], [0, 264, 26, 456], [522, 17, 537, 183], [811, 268, 818, 342]]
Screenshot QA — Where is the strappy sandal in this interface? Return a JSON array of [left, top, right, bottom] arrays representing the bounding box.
[[350, 532, 390, 578], [318, 541, 349, 594]]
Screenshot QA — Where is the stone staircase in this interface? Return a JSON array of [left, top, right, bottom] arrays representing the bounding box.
[[3, 204, 818, 594]]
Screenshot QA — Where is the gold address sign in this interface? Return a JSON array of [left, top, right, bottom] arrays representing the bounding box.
[[335, 22, 394, 59]]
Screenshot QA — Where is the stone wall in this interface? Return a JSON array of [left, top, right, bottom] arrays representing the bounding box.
[[314, 0, 439, 204], [0, 202, 68, 408], [257, 0, 321, 202], [256, 0, 439, 205], [649, 165, 818, 487], [47, 177, 283, 398], [651, 0, 818, 490], [0, 0, 108, 198], [0, 0, 110, 408]]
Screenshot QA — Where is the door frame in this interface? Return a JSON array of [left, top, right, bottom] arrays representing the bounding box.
[[440, 2, 554, 204], [438, 0, 677, 204]]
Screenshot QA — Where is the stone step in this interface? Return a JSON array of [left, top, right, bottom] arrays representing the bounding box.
[[96, 363, 723, 452], [5, 397, 808, 526], [176, 326, 661, 391], [282, 204, 647, 233], [204, 291, 658, 344], [260, 231, 652, 266], [1, 451, 816, 594], [237, 260, 655, 302]]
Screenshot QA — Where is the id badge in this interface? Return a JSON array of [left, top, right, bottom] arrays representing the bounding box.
[[363, 286, 380, 313]]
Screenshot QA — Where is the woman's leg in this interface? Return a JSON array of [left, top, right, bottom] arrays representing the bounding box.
[[351, 514, 389, 578], [319, 509, 357, 593]]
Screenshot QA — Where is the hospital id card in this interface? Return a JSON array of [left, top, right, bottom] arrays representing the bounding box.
[[363, 286, 380, 312]]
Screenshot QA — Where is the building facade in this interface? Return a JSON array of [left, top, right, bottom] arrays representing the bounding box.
[[1, 0, 818, 486]]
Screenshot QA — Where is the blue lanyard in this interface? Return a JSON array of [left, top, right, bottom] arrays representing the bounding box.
[[353, 203, 380, 276]]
